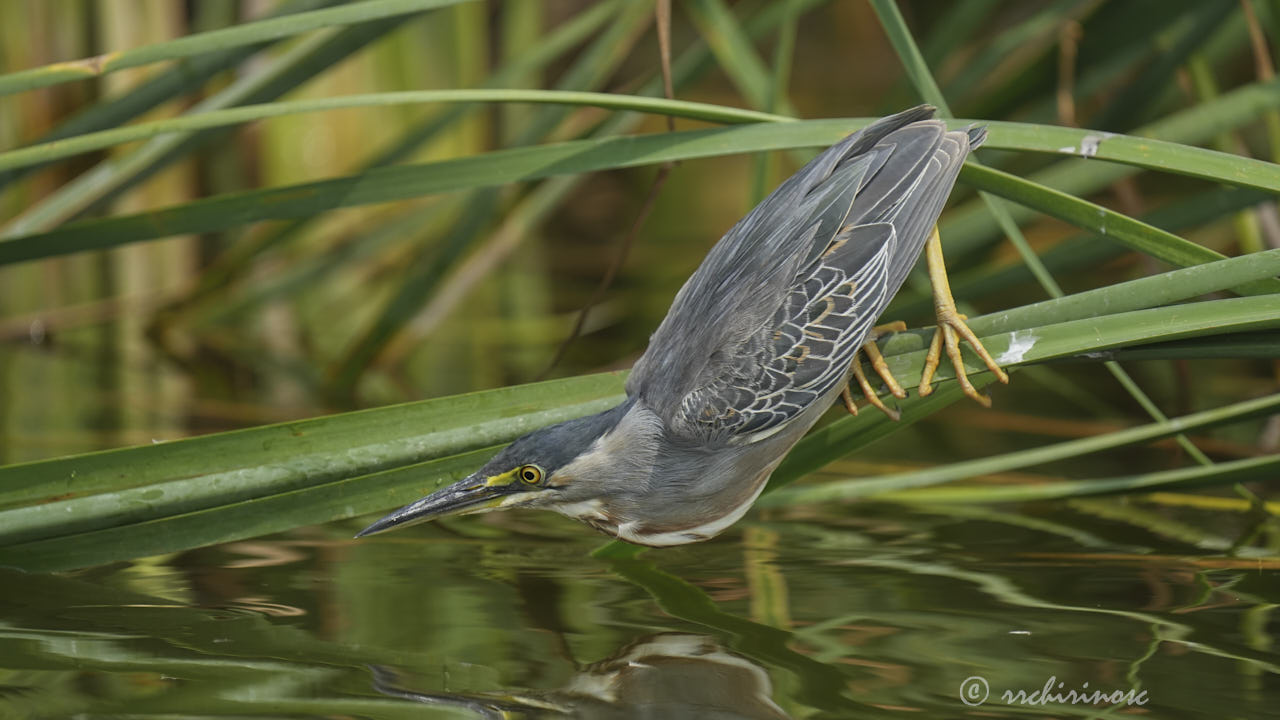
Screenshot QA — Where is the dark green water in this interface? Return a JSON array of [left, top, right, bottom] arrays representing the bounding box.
[[2, 499, 1275, 719]]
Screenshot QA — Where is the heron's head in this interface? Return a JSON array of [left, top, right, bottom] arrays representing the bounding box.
[[356, 401, 635, 539]]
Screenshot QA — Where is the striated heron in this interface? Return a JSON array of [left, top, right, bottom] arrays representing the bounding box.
[[358, 105, 1007, 546]]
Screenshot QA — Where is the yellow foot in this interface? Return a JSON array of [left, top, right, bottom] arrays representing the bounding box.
[[842, 321, 908, 421], [917, 227, 1010, 406]]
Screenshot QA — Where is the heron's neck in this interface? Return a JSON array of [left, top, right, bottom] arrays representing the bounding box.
[[547, 401, 663, 525]]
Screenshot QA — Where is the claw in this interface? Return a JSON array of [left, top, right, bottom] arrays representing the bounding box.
[[840, 386, 859, 416], [842, 321, 909, 421], [917, 227, 1010, 405]]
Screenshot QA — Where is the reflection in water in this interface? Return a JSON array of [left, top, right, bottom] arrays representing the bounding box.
[[2, 502, 1276, 719], [371, 633, 791, 719]]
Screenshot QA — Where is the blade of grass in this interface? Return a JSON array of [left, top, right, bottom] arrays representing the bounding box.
[[959, 247, 1280, 338], [0, 447, 493, 572], [1084, 331, 1280, 361], [9, 89, 1279, 195], [960, 162, 1278, 293], [0, 96, 786, 175], [889, 186, 1274, 319], [981, 116, 1280, 193], [943, 78, 1280, 258], [0, 373, 627, 542], [1068, 496, 1258, 553], [1139, 492, 1280, 514], [0, 0, 472, 97], [868, 0, 948, 109], [763, 392, 1280, 505], [5, 115, 1278, 266], [684, 0, 797, 116], [875, 454, 1280, 504]]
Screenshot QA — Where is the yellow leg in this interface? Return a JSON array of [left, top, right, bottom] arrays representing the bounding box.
[[917, 227, 1010, 406], [843, 321, 908, 420]]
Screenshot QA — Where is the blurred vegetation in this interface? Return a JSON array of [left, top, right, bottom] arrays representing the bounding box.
[[0, 0, 1278, 566]]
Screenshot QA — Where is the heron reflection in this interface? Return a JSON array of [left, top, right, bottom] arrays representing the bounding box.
[[370, 633, 791, 719]]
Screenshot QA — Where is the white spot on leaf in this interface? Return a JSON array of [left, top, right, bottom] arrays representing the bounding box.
[[996, 331, 1037, 365], [1077, 132, 1116, 158]]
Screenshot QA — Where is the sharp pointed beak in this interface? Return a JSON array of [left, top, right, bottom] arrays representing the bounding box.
[[355, 475, 518, 538]]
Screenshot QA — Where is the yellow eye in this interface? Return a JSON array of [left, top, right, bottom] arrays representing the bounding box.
[[517, 465, 543, 485]]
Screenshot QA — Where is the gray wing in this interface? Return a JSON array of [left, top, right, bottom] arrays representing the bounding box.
[[628, 105, 983, 445]]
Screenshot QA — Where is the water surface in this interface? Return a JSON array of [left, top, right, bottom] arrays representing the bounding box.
[[2, 497, 1275, 719]]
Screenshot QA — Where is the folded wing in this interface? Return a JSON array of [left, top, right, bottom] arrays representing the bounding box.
[[628, 106, 982, 445]]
